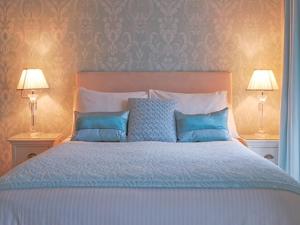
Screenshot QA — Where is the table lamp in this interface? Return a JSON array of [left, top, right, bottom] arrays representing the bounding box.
[[247, 70, 278, 136], [17, 69, 49, 132]]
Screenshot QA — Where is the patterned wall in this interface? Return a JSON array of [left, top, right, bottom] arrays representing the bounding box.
[[0, 0, 283, 174]]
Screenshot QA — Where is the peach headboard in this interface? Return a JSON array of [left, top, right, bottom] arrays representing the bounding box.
[[76, 72, 232, 104]]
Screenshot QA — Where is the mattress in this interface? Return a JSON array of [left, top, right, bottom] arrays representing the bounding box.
[[0, 140, 300, 225]]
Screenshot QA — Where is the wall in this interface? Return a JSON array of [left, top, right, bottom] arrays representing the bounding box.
[[0, 0, 283, 174]]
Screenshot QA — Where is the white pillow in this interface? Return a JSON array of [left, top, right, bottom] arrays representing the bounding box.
[[75, 87, 148, 112], [149, 89, 239, 138]]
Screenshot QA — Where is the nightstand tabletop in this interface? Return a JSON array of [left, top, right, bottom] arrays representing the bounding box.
[[241, 134, 280, 140], [8, 132, 62, 142]]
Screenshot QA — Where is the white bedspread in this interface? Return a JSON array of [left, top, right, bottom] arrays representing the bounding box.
[[0, 140, 300, 225]]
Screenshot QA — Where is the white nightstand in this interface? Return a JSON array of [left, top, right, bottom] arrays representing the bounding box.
[[241, 134, 279, 165], [8, 133, 62, 167]]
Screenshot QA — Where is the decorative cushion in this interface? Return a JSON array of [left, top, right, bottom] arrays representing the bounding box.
[[72, 111, 129, 142], [149, 89, 239, 138], [127, 99, 177, 142], [175, 108, 230, 142]]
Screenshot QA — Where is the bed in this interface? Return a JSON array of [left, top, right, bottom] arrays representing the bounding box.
[[0, 72, 299, 225]]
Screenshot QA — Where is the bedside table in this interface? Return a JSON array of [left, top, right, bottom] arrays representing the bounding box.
[[241, 134, 279, 165], [8, 133, 62, 167]]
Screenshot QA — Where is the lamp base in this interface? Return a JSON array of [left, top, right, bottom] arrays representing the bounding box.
[[28, 91, 38, 135], [254, 129, 267, 138], [29, 131, 42, 138]]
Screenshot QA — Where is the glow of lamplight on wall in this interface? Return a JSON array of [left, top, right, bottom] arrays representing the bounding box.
[[29, 34, 53, 56], [237, 30, 264, 59], [38, 95, 65, 115]]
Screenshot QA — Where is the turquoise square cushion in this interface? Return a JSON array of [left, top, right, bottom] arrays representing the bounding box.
[[72, 111, 129, 142], [128, 98, 177, 142], [175, 108, 230, 142]]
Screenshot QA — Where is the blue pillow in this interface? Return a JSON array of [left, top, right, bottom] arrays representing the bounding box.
[[127, 98, 177, 142], [175, 108, 230, 142], [72, 111, 129, 142]]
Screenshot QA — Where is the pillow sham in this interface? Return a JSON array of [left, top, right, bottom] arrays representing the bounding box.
[[127, 98, 177, 142], [72, 111, 129, 142], [75, 87, 148, 113], [175, 108, 230, 142], [149, 89, 239, 138]]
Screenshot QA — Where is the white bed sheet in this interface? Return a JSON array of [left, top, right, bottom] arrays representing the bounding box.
[[1, 188, 300, 225]]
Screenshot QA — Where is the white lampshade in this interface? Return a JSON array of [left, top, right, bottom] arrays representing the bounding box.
[[17, 69, 49, 90], [247, 70, 278, 91]]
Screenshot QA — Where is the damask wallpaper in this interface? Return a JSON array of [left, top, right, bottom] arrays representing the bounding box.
[[0, 0, 283, 174]]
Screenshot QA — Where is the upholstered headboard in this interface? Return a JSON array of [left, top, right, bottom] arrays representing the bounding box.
[[76, 72, 232, 104]]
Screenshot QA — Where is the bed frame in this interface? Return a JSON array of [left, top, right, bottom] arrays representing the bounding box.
[[76, 72, 232, 104]]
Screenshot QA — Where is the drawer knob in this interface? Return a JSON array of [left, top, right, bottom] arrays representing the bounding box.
[[264, 154, 274, 160], [27, 153, 37, 159]]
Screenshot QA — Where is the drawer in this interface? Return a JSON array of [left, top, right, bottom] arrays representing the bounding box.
[[249, 147, 278, 164], [9, 133, 63, 168], [13, 146, 49, 166]]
